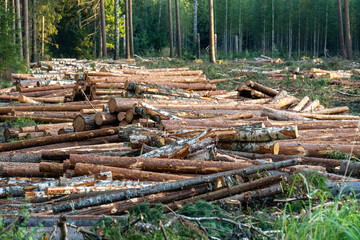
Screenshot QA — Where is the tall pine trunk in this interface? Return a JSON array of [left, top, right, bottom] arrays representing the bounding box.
[[262, 0, 266, 55], [124, 0, 130, 59], [288, 0, 292, 58], [12, 0, 16, 44], [41, 15, 44, 57], [114, 0, 119, 60], [324, 2, 328, 58], [31, 0, 37, 62], [271, 0, 274, 55], [238, 0, 242, 53], [343, 0, 352, 60], [209, 0, 216, 63], [193, 0, 197, 46], [129, 0, 134, 57], [23, 0, 29, 64], [175, 0, 182, 58], [100, 0, 107, 57], [336, 0, 345, 58], [224, 0, 228, 55], [167, 0, 174, 58]]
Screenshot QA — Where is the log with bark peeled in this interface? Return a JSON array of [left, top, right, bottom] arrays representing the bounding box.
[[0, 127, 121, 152], [74, 163, 190, 182], [52, 159, 299, 213], [0, 104, 105, 114], [262, 107, 312, 121], [69, 154, 251, 174], [312, 106, 349, 115], [290, 96, 310, 112], [301, 100, 320, 112], [246, 80, 279, 97]]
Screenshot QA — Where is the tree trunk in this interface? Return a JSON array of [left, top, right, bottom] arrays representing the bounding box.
[[125, 0, 130, 59], [288, 0, 292, 58], [22, 0, 29, 64], [343, 0, 352, 60], [41, 16, 44, 57], [16, 0, 23, 58], [31, 0, 37, 62], [336, 0, 345, 58], [167, 0, 174, 58], [129, 0, 134, 58], [114, 0, 119, 60], [193, 0, 197, 47], [323, 2, 328, 57], [262, 0, 266, 54], [175, 0, 182, 58], [239, 0, 242, 53], [209, 0, 216, 63], [224, 0, 228, 55], [100, 0, 107, 57]]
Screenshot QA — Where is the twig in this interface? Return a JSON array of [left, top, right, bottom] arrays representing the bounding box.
[[0, 215, 22, 236], [120, 217, 140, 235], [80, 89, 98, 112], [48, 225, 58, 240], [159, 220, 169, 240], [177, 215, 270, 239], [204, 227, 232, 235], [67, 222, 112, 240], [195, 220, 221, 240], [337, 90, 360, 97], [57, 216, 68, 240]]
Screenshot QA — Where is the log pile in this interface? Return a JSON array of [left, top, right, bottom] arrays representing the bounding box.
[[0, 59, 359, 221]]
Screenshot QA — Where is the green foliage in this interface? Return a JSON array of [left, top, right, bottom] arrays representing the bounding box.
[[326, 150, 360, 162], [129, 202, 164, 224], [4, 118, 37, 129]]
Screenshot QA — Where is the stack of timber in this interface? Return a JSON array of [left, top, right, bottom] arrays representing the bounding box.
[[0, 60, 359, 224]]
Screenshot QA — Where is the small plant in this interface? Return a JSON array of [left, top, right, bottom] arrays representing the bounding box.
[[4, 118, 37, 129]]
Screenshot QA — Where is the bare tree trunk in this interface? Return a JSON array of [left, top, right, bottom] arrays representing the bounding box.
[[167, 0, 174, 58], [12, 0, 16, 44], [22, 0, 29, 64], [129, 0, 134, 58], [297, 5, 300, 58], [196, 33, 200, 59], [239, 0, 242, 53], [313, 17, 316, 57], [125, 0, 130, 59], [288, 0, 292, 58], [224, 0, 228, 55], [336, 0, 345, 58], [93, 10, 97, 58], [262, 0, 266, 55], [343, 0, 352, 60], [100, 0, 107, 57], [99, 11, 102, 58], [193, 0, 197, 46], [209, 0, 216, 63], [114, 0, 119, 60], [41, 15, 44, 57], [175, 0, 182, 58], [31, 0, 37, 62], [323, 2, 328, 58], [271, 0, 274, 55]]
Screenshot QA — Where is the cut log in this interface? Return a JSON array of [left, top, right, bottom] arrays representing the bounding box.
[[39, 162, 64, 175], [17, 95, 40, 104], [0, 127, 120, 152], [0, 104, 105, 114], [73, 114, 97, 132], [301, 100, 320, 112], [218, 141, 279, 154], [290, 96, 310, 112], [35, 123, 73, 132], [74, 163, 190, 182], [262, 107, 312, 121], [246, 80, 279, 97], [58, 128, 74, 135], [94, 112, 118, 126], [0, 115, 73, 123], [69, 154, 251, 174], [312, 106, 349, 115]]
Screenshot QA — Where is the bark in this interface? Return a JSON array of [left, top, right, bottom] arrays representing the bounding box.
[[100, 0, 107, 57], [217, 141, 279, 154], [298, 113, 359, 121], [0, 104, 105, 114], [35, 123, 73, 132], [209, 0, 216, 63], [0, 127, 120, 152], [313, 106, 349, 115], [129, 0, 134, 57], [134, 102, 181, 123], [0, 115, 73, 123], [266, 120, 359, 130], [193, 0, 197, 47], [174, 0, 182, 58], [3, 166, 58, 177], [94, 112, 118, 126], [20, 84, 75, 93], [74, 163, 189, 182], [12, 111, 76, 119], [39, 162, 64, 176], [69, 154, 251, 174], [52, 159, 298, 213], [290, 96, 310, 112], [343, 0, 352, 60], [41, 16, 44, 56], [336, 0, 345, 58]]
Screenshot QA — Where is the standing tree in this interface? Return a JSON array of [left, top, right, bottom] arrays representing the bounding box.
[[343, 0, 352, 60], [125, 0, 130, 59], [193, 0, 197, 47], [209, 0, 216, 63], [100, 0, 107, 57], [129, 0, 134, 57], [271, 0, 274, 55], [167, 0, 174, 58], [336, 0, 345, 58], [114, 0, 119, 60], [23, 0, 29, 64], [174, 0, 182, 58], [31, 0, 37, 62]]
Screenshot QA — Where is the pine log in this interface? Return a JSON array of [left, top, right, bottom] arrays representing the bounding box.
[[58, 128, 74, 135], [0, 104, 105, 114], [73, 114, 97, 132], [35, 123, 73, 132], [125, 110, 134, 123], [218, 141, 279, 154], [74, 163, 189, 182], [266, 120, 359, 130], [80, 109, 104, 114], [20, 84, 75, 93], [31, 96, 65, 103], [297, 113, 359, 120], [0, 115, 73, 123], [4, 128, 20, 141], [246, 80, 278, 97], [134, 102, 181, 123], [19, 126, 37, 133], [160, 120, 265, 131], [68, 154, 251, 174], [0, 127, 120, 152], [165, 174, 283, 211], [312, 106, 349, 115], [210, 112, 254, 120], [262, 107, 312, 121], [12, 111, 77, 119], [94, 112, 118, 126], [301, 100, 320, 112], [39, 162, 64, 175], [117, 112, 126, 121], [290, 96, 310, 112], [2, 167, 59, 178], [251, 90, 271, 98], [17, 95, 40, 104], [272, 96, 298, 108], [52, 159, 298, 213]]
